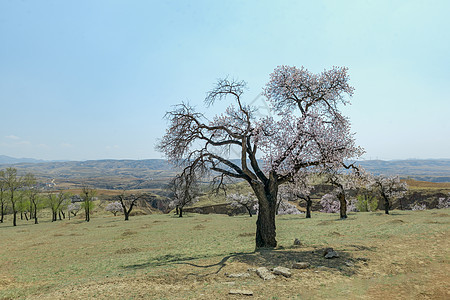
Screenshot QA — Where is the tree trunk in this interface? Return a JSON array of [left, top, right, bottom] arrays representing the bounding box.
[[306, 198, 312, 219], [179, 207, 183, 218], [175, 205, 179, 215], [245, 206, 253, 217], [124, 212, 129, 221], [253, 181, 277, 249], [33, 203, 38, 224], [21, 212, 23, 220], [85, 204, 90, 222], [384, 196, 390, 214], [13, 211, 17, 226], [0, 202, 4, 223], [24, 212, 28, 221], [337, 192, 347, 219]]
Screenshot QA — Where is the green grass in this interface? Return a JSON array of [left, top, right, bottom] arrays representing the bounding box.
[[0, 209, 449, 299]]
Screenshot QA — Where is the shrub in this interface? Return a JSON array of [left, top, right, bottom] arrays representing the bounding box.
[[105, 201, 123, 216]]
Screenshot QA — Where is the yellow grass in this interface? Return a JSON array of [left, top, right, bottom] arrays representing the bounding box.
[[0, 209, 449, 299]]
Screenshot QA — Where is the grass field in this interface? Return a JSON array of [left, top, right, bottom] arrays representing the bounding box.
[[0, 209, 449, 299]]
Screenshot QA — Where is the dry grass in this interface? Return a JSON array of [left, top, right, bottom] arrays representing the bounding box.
[[405, 179, 450, 190], [0, 209, 449, 299]]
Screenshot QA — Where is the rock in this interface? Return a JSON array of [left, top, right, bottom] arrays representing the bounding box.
[[226, 273, 250, 278], [292, 262, 310, 269], [256, 267, 276, 280], [273, 266, 291, 278], [294, 238, 301, 245], [323, 248, 339, 259], [344, 261, 354, 267], [325, 251, 339, 259], [323, 248, 334, 256], [229, 289, 253, 296], [247, 268, 257, 272]]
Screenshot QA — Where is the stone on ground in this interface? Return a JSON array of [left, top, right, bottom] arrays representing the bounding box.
[[272, 266, 292, 278], [229, 289, 254, 296], [256, 267, 276, 280], [292, 262, 310, 269]]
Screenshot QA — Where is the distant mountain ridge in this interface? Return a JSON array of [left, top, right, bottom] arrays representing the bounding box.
[[0, 155, 52, 164], [1, 156, 449, 183]]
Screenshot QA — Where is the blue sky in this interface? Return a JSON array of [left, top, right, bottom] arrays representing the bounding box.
[[1, 0, 449, 161]]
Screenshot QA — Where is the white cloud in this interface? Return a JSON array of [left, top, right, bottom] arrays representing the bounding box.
[[5, 135, 20, 140]]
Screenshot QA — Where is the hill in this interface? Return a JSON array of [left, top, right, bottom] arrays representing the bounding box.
[[357, 159, 450, 182], [1, 158, 450, 187]]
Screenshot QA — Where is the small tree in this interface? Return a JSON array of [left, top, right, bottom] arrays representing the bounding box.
[[80, 186, 96, 222], [410, 203, 426, 211], [320, 193, 340, 213], [437, 194, 450, 209], [1, 168, 25, 226], [277, 201, 302, 215], [278, 175, 315, 218], [116, 190, 144, 221], [373, 175, 408, 214], [47, 192, 70, 222], [68, 202, 81, 219], [168, 172, 199, 218], [106, 201, 123, 216], [227, 193, 258, 217], [23, 173, 42, 224], [0, 170, 8, 223]]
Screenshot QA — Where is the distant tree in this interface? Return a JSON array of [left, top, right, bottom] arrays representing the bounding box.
[[277, 200, 302, 215], [437, 194, 450, 209], [373, 175, 408, 214], [105, 201, 123, 216], [16, 191, 29, 220], [226, 193, 257, 217], [0, 170, 7, 223], [355, 187, 378, 212], [116, 190, 144, 221], [410, 203, 426, 211], [320, 193, 340, 213], [47, 192, 70, 222], [278, 176, 315, 218], [68, 202, 81, 219], [1, 168, 25, 226], [23, 173, 42, 224], [80, 186, 96, 222], [58, 196, 70, 220], [168, 172, 199, 218]]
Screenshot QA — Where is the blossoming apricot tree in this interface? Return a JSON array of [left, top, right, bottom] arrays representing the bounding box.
[[158, 65, 362, 248]]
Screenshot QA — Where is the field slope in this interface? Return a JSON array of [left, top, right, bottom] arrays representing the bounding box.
[[0, 210, 449, 299]]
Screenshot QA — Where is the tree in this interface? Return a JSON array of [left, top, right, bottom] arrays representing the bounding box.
[[320, 193, 340, 213], [227, 193, 258, 217], [1, 168, 25, 226], [47, 192, 70, 222], [373, 175, 408, 214], [158, 65, 362, 248], [278, 176, 315, 218], [23, 173, 42, 224], [0, 170, 8, 223], [116, 190, 144, 221], [80, 186, 96, 222], [168, 172, 199, 218], [105, 201, 123, 216], [68, 202, 81, 219]]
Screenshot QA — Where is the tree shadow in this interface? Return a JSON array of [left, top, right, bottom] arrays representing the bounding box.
[[122, 244, 373, 277], [121, 251, 253, 272]]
